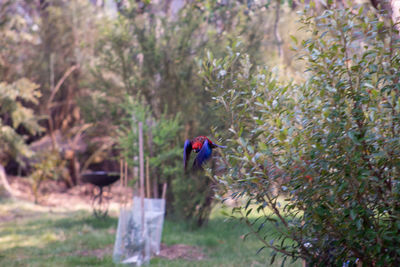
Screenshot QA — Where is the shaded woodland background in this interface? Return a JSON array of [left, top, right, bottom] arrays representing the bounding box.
[[0, 0, 298, 224], [0, 0, 398, 226]]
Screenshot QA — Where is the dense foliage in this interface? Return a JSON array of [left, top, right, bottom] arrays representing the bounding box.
[[117, 96, 182, 196], [204, 6, 400, 266], [0, 4, 43, 167], [90, 3, 212, 221], [88, 0, 274, 223], [0, 79, 43, 166]]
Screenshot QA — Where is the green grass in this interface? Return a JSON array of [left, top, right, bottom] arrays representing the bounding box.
[[0, 199, 301, 267]]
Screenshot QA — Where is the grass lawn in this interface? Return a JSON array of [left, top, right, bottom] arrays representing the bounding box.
[[0, 199, 301, 267]]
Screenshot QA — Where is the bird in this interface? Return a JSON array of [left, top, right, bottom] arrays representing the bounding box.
[[183, 136, 226, 171]]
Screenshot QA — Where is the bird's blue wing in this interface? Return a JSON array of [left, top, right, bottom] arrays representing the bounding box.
[[214, 144, 226, 148], [183, 140, 192, 171], [193, 139, 212, 170]]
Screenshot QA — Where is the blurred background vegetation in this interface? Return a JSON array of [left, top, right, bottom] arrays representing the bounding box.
[[0, 0, 308, 223]]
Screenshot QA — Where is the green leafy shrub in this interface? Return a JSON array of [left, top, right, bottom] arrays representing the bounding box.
[[117, 96, 216, 225], [118, 96, 183, 184], [203, 6, 400, 266], [171, 170, 215, 227], [31, 149, 68, 203], [0, 79, 43, 166]]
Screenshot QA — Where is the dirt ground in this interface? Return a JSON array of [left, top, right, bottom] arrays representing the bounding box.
[[6, 175, 131, 209], [158, 243, 206, 261], [2, 175, 206, 261], [66, 243, 206, 261]]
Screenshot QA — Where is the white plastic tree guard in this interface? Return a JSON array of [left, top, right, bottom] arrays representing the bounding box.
[[113, 197, 166, 266]]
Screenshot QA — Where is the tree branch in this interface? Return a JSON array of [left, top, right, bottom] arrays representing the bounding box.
[[46, 64, 79, 150]]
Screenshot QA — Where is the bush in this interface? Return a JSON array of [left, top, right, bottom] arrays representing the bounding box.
[[117, 96, 216, 226], [0, 79, 43, 166], [203, 6, 400, 266], [172, 169, 215, 227], [31, 149, 67, 203]]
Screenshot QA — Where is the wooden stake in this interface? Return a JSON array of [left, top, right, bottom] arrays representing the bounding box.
[[124, 160, 129, 206], [162, 182, 167, 200], [119, 158, 123, 207], [138, 122, 145, 230], [153, 179, 159, 199], [146, 156, 151, 198], [124, 161, 128, 188], [120, 158, 123, 188]]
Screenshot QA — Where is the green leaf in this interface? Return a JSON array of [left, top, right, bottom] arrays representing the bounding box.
[[246, 208, 253, 217], [290, 35, 298, 45], [270, 251, 277, 264], [256, 246, 266, 255], [347, 131, 361, 145], [350, 209, 356, 220]]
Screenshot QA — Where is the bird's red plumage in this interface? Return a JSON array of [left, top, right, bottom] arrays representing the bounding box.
[[191, 136, 213, 150], [184, 136, 225, 171]]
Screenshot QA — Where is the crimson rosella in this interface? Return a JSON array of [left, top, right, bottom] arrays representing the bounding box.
[[183, 136, 226, 171]]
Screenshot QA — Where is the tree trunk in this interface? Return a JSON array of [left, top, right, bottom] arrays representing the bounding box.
[[273, 0, 284, 59], [371, 0, 400, 29], [0, 164, 15, 198], [390, 1, 400, 26]]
